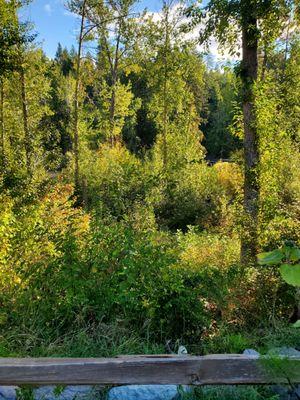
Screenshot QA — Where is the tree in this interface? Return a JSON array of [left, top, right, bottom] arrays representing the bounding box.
[[201, 69, 241, 160], [74, 0, 87, 197], [0, 75, 4, 169], [87, 0, 141, 145], [161, 0, 172, 169], [2, 49, 51, 178], [138, 3, 205, 162], [0, 0, 23, 75], [40, 45, 74, 171], [55, 43, 75, 76], [19, 57, 31, 173], [256, 36, 300, 253], [67, 0, 89, 197], [0, 0, 32, 171], [186, 0, 297, 265]]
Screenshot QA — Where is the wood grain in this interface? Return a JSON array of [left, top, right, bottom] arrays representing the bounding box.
[[0, 355, 299, 385]]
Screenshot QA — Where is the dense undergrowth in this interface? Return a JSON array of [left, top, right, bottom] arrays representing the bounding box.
[[1, 147, 299, 357]]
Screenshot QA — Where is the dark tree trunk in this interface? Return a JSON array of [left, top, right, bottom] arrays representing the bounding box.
[[74, 0, 86, 197], [109, 31, 120, 147], [109, 73, 117, 146], [162, 0, 169, 170], [0, 77, 5, 170], [240, 12, 259, 266], [20, 66, 31, 175]]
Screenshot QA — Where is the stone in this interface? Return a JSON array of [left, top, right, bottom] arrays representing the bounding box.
[[243, 349, 260, 356], [108, 385, 183, 400], [267, 347, 300, 400], [0, 386, 103, 400], [271, 385, 300, 400], [33, 386, 98, 400], [267, 347, 300, 358], [0, 387, 17, 400]]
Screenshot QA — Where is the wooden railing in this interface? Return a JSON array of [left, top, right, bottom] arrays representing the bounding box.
[[0, 355, 300, 386]]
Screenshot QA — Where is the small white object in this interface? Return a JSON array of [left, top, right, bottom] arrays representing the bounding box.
[[177, 345, 188, 356]]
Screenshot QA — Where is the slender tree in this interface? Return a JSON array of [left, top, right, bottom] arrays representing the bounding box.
[[87, 0, 141, 145], [0, 78, 4, 169], [4, 0, 36, 175], [162, 0, 172, 169], [73, 0, 87, 195], [240, 0, 259, 265], [19, 62, 31, 173], [0, 0, 22, 171]]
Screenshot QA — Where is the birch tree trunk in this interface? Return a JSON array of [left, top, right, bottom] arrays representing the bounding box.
[[74, 0, 86, 196], [162, 0, 170, 170], [20, 65, 31, 175]]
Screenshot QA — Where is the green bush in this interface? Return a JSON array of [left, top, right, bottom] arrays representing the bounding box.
[[147, 163, 229, 231], [85, 218, 210, 339], [80, 144, 149, 216], [0, 183, 90, 330], [1, 192, 211, 340]]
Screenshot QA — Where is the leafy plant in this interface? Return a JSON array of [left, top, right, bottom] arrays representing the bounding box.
[[258, 242, 300, 327]]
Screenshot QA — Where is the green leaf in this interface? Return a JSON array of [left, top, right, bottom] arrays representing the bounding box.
[[280, 264, 300, 286], [257, 249, 284, 265], [293, 320, 300, 328], [282, 245, 292, 259], [290, 247, 300, 262]]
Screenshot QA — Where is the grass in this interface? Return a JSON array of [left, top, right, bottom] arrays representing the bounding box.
[[0, 322, 165, 357], [1, 321, 298, 400], [181, 386, 279, 400], [1, 320, 299, 358], [198, 323, 300, 356]]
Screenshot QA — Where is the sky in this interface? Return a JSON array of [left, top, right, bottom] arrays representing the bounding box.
[[20, 0, 162, 58], [19, 0, 235, 64]]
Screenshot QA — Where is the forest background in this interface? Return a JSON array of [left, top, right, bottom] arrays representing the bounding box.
[[0, 0, 300, 363]]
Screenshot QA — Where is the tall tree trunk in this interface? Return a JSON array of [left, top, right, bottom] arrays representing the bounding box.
[[261, 44, 267, 81], [0, 77, 5, 171], [74, 0, 86, 197], [296, 288, 300, 321], [109, 32, 120, 147], [162, 0, 169, 170], [20, 65, 31, 175], [240, 13, 259, 266], [109, 73, 116, 146]]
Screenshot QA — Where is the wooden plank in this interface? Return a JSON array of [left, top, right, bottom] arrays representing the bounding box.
[[0, 355, 299, 386]]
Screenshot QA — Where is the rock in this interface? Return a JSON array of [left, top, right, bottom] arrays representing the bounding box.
[[267, 348, 300, 400], [108, 385, 186, 400], [0, 385, 191, 400], [271, 385, 300, 400], [34, 386, 98, 400], [0, 387, 17, 400], [177, 346, 188, 356], [0, 386, 103, 400], [267, 347, 300, 358], [243, 349, 260, 356]]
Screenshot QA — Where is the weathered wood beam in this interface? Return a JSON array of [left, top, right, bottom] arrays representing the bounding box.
[[0, 355, 299, 386]]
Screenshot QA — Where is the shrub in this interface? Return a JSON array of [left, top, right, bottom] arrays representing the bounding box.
[[175, 228, 246, 327], [85, 219, 209, 339], [0, 184, 90, 329], [80, 144, 149, 216], [147, 162, 227, 231]]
